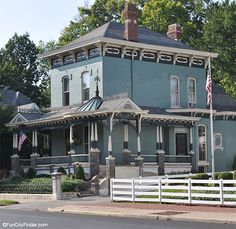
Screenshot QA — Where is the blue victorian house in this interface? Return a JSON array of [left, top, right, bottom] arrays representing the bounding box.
[[9, 2, 236, 178]]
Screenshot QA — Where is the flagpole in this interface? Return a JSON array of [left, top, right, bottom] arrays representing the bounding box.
[[208, 58, 215, 179]]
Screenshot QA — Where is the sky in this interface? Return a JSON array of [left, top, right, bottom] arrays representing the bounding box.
[[0, 0, 94, 48]]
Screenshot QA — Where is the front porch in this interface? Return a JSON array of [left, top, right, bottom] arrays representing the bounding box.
[[9, 95, 199, 178]]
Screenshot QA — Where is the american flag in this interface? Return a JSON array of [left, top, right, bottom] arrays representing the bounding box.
[[206, 61, 212, 106], [18, 131, 27, 151]]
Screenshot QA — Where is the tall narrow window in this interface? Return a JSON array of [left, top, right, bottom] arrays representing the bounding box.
[[188, 78, 196, 107], [171, 76, 180, 107], [81, 71, 90, 101], [198, 125, 207, 161], [62, 76, 70, 106]]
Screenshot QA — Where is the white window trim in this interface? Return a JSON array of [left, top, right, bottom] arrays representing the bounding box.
[[62, 76, 70, 106], [170, 75, 180, 108], [174, 127, 188, 155], [81, 71, 90, 102], [187, 77, 197, 107], [214, 133, 224, 151], [198, 124, 208, 162]]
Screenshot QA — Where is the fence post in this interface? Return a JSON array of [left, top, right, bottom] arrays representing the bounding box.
[[188, 178, 192, 205], [131, 179, 135, 203], [110, 178, 114, 202], [219, 179, 224, 206], [51, 172, 62, 200], [158, 178, 162, 204]]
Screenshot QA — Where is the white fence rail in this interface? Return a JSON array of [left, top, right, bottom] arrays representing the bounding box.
[[110, 178, 236, 206]]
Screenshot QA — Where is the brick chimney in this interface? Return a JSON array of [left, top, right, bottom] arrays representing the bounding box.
[[167, 23, 182, 41], [123, 1, 138, 42]]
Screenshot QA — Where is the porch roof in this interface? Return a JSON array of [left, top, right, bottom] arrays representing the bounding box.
[[8, 94, 200, 129]]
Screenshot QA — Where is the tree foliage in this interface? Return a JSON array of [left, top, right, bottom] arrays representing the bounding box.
[[58, 0, 235, 98], [202, 1, 236, 97], [0, 33, 50, 107]]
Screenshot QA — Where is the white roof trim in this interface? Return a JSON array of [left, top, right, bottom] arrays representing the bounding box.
[[9, 113, 28, 125], [39, 37, 218, 60], [166, 108, 217, 114], [215, 111, 236, 116]]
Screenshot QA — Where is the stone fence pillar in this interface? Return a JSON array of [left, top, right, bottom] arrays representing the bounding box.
[[90, 148, 100, 177], [106, 156, 115, 195], [135, 156, 143, 177], [11, 154, 19, 171], [30, 153, 40, 169], [51, 172, 62, 200]]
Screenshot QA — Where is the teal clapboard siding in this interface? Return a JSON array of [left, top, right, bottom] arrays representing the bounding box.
[[214, 120, 236, 171], [103, 56, 206, 109], [50, 57, 103, 108]]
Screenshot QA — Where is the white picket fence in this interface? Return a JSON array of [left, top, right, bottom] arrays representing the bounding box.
[[110, 178, 236, 206]]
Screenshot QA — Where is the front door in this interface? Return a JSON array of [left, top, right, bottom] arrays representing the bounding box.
[[176, 133, 188, 155]]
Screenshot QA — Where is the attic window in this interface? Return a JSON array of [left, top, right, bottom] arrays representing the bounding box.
[[62, 76, 70, 106]]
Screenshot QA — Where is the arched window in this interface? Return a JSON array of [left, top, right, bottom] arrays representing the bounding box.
[[171, 76, 180, 107], [62, 76, 70, 106], [188, 78, 197, 107], [81, 71, 90, 101]]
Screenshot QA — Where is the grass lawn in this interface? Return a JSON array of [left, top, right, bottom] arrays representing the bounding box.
[[0, 200, 19, 206]]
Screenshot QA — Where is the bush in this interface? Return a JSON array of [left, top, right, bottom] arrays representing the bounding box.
[[57, 167, 67, 175], [11, 176, 25, 182], [61, 175, 85, 192], [25, 167, 36, 179], [214, 172, 221, 180], [233, 170, 236, 180], [190, 173, 210, 180], [36, 174, 51, 178], [75, 164, 85, 181], [217, 172, 233, 180]]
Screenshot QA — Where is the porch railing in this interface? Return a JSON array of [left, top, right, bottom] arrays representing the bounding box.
[[36, 154, 89, 167], [130, 154, 191, 164], [164, 155, 191, 163], [19, 159, 31, 167]]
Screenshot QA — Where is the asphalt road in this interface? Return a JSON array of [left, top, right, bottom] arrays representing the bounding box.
[[0, 209, 235, 229]]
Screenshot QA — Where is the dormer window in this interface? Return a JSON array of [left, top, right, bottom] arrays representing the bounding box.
[[62, 76, 70, 106], [188, 78, 197, 107], [82, 71, 90, 102], [171, 76, 180, 108]]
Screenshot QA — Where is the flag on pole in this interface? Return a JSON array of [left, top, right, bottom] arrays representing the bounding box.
[[206, 62, 212, 105], [18, 131, 27, 151]]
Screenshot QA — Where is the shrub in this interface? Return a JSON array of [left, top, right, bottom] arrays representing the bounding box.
[[57, 167, 67, 175], [25, 167, 36, 179], [61, 176, 85, 192], [214, 172, 221, 180], [191, 173, 210, 180], [36, 174, 51, 178], [75, 164, 85, 181], [233, 170, 236, 180], [11, 176, 24, 183], [217, 172, 233, 180]]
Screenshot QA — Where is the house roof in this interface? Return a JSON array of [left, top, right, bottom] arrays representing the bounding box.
[[212, 82, 236, 112], [40, 22, 217, 59], [0, 87, 32, 106]]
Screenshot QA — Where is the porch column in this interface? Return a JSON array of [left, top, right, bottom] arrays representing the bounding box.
[[189, 127, 195, 173], [90, 121, 100, 177], [106, 114, 115, 193], [31, 130, 39, 169], [157, 125, 165, 175], [122, 123, 131, 165], [11, 132, 19, 171], [135, 115, 143, 176], [69, 125, 74, 150]]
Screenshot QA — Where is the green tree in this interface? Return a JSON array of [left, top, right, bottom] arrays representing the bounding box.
[[0, 104, 15, 169], [202, 1, 236, 97], [59, 0, 148, 45], [0, 33, 49, 107]]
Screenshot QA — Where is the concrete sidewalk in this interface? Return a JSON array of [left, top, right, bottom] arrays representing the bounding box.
[[2, 196, 236, 224]]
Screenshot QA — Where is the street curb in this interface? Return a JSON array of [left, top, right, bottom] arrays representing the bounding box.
[[47, 207, 236, 225]]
